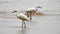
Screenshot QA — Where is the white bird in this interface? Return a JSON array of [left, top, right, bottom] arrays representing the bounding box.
[[25, 6, 42, 20], [12, 10, 30, 28]]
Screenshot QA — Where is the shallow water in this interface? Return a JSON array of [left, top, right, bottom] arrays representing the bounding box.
[[0, 13, 60, 34]]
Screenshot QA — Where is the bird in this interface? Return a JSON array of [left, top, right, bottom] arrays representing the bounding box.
[[12, 10, 30, 28], [24, 6, 42, 20]]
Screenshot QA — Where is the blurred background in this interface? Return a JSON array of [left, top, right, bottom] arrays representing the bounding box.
[[0, 0, 60, 34], [0, 0, 60, 14]]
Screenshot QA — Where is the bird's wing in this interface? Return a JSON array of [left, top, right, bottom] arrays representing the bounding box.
[[17, 13, 30, 20], [32, 11, 45, 16]]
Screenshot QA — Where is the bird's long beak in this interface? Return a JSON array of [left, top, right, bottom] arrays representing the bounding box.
[[12, 11, 14, 13], [12, 11, 16, 13], [12, 10, 17, 13], [36, 6, 42, 8]]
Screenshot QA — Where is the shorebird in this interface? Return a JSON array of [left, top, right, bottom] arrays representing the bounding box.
[[25, 6, 42, 20], [12, 10, 30, 28]]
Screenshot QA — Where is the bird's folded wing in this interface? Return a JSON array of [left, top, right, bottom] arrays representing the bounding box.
[[32, 12, 45, 16]]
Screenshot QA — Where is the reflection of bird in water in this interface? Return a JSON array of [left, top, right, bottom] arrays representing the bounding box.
[[17, 28, 27, 34], [12, 10, 30, 28], [25, 6, 42, 20], [21, 28, 27, 34]]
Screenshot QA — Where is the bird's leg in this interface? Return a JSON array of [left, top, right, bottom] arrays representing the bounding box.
[[24, 21, 26, 28], [26, 12, 29, 18], [22, 21, 24, 28], [27, 15, 29, 18], [27, 13, 30, 18], [30, 14, 32, 21]]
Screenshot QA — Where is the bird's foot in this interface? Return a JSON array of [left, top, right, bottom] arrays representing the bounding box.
[[24, 26, 26, 28], [21, 26, 23, 28], [30, 18, 32, 20]]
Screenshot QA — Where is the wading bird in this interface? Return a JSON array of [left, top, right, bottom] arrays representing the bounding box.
[[12, 10, 30, 28], [25, 6, 42, 20]]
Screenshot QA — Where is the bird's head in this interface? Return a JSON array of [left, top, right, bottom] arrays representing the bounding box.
[[12, 10, 17, 13], [35, 6, 42, 11], [36, 6, 42, 8]]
